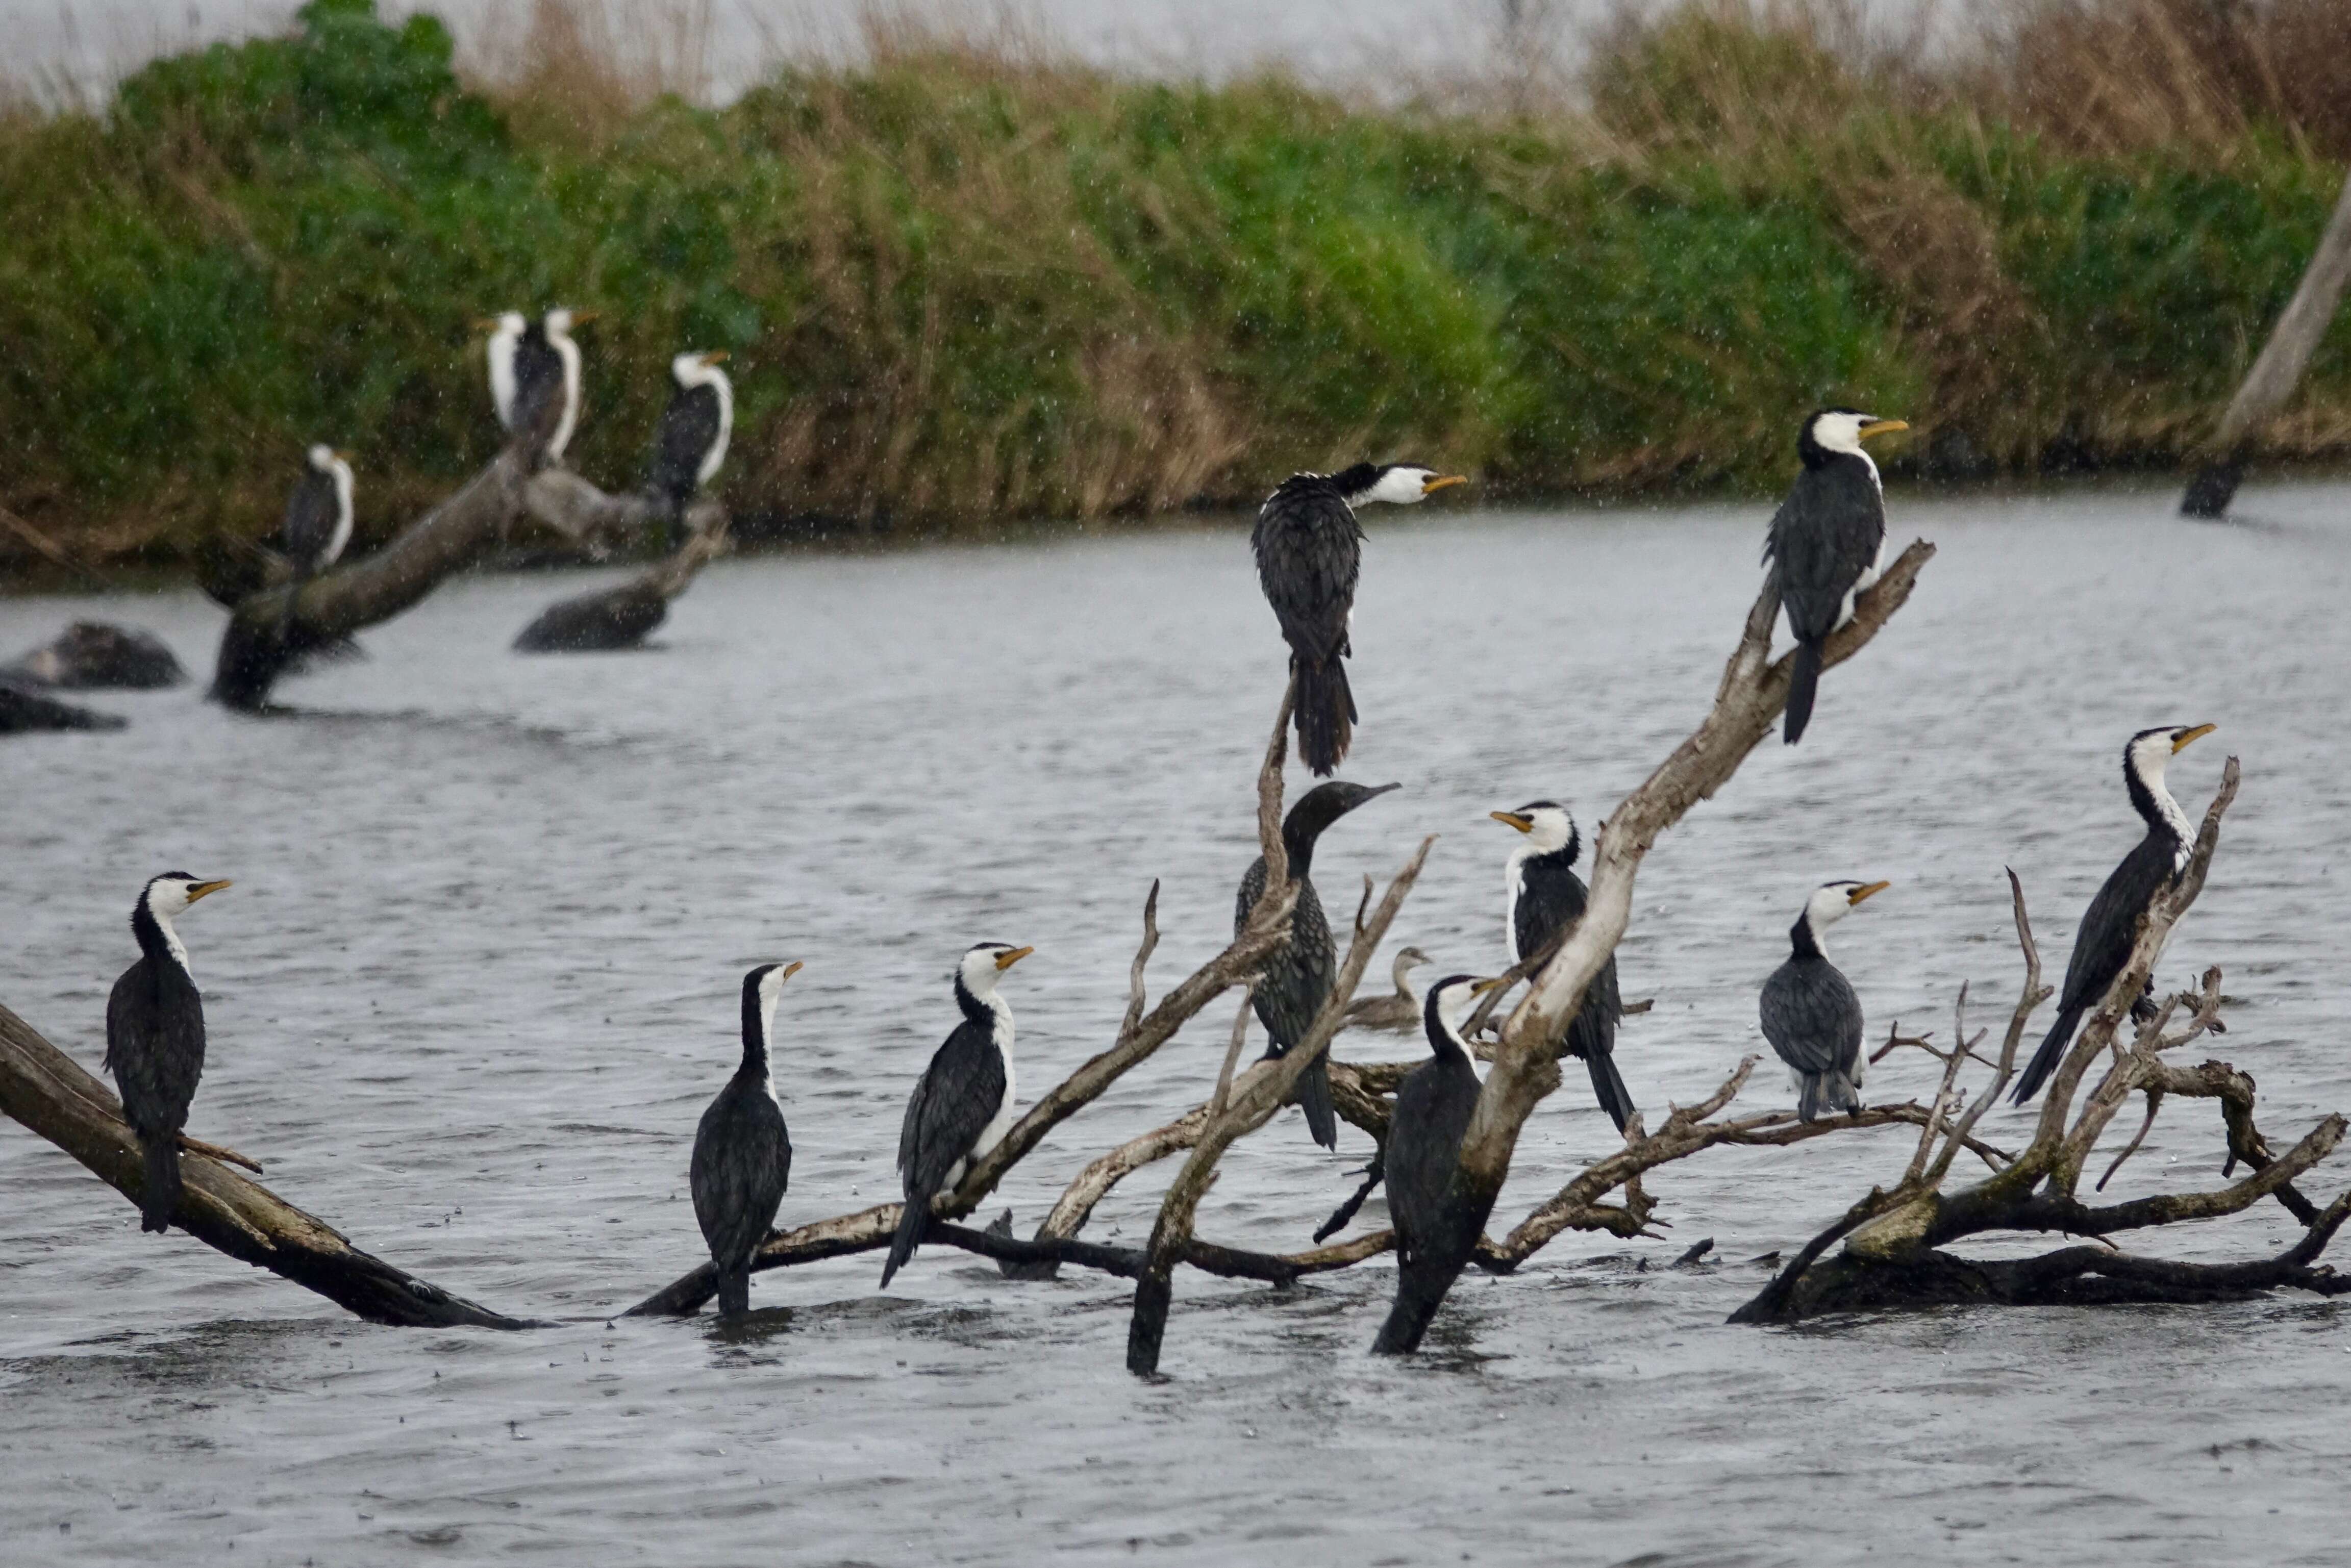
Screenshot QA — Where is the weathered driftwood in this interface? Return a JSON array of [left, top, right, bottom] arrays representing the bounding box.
[[0, 680, 125, 734], [2183, 168, 2351, 518], [7, 622, 185, 690], [512, 487, 728, 653], [0, 1002, 530, 1328]]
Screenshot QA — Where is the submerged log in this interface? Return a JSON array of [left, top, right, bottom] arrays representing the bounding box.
[[8, 622, 186, 690], [0, 680, 126, 734], [512, 496, 729, 653]]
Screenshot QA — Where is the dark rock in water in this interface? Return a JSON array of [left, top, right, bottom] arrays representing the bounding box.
[[985, 1209, 1061, 1282], [513, 583, 669, 653], [0, 679, 127, 734], [9, 622, 185, 689]]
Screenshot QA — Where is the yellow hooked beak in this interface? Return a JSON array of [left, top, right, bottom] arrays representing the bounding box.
[[702, 349, 731, 365], [2173, 723, 2216, 752], [186, 879, 232, 902], [1858, 419, 1909, 441], [1847, 880, 1890, 906], [333, 449, 353, 464], [1422, 474, 1469, 496], [473, 316, 504, 331], [1490, 811, 1534, 834], [1470, 975, 1509, 995], [570, 311, 601, 325], [995, 945, 1035, 971], [780, 959, 805, 980]]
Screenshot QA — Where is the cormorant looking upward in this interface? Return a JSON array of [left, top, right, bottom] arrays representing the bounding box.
[[1765, 408, 1908, 744], [691, 961, 801, 1318], [1490, 800, 1634, 1131], [2012, 723, 2216, 1104], [647, 350, 734, 545], [882, 942, 1033, 1288], [1374, 971, 1504, 1354], [1759, 879, 1887, 1122], [104, 872, 232, 1232], [1235, 780, 1400, 1149], [1254, 463, 1466, 775]]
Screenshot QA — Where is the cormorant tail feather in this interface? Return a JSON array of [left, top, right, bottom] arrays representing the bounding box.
[[1294, 657, 1354, 777], [1586, 1050, 1636, 1134], [2011, 1005, 2083, 1105], [140, 1134, 180, 1234], [1784, 639, 1823, 745]]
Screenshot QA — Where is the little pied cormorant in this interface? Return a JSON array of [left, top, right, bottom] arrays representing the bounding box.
[[1384, 973, 1505, 1309], [482, 308, 593, 466], [647, 350, 734, 541], [104, 872, 232, 1232], [691, 960, 801, 1318], [1236, 779, 1399, 1149], [882, 942, 1033, 1287], [1760, 879, 1887, 1122], [1765, 409, 1908, 744], [1254, 463, 1465, 775], [2011, 723, 2216, 1104], [281, 445, 354, 581], [1491, 800, 1634, 1131], [1342, 946, 1433, 1034]]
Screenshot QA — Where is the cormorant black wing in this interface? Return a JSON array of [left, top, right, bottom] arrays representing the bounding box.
[[691, 1078, 791, 1268], [282, 471, 340, 569], [649, 384, 721, 503], [1252, 477, 1361, 666], [1385, 1054, 1480, 1264], [2056, 832, 2175, 1013], [104, 957, 206, 1137], [1759, 956, 1861, 1076], [1765, 460, 1884, 642], [898, 1019, 1007, 1194], [1235, 856, 1335, 1048], [509, 332, 566, 453]]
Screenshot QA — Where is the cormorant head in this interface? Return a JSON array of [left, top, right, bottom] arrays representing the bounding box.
[[1332, 462, 1469, 508], [741, 959, 802, 1051], [140, 872, 231, 921], [2127, 723, 2215, 783], [1798, 409, 1908, 466], [305, 444, 353, 484], [1489, 799, 1578, 859], [1423, 972, 1506, 1044], [958, 941, 1033, 997], [476, 311, 527, 339], [1802, 879, 1887, 934], [1287, 779, 1399, 833], [671, 349, 731, 388], [544, 308, 597, 340]]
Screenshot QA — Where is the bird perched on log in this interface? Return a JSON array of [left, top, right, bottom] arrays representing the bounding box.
[[647, 350, 734, 545], [2012, 723, 2216, 1104], [1490, 800, 1633, 1131], [280, 444, 354, 585], [1760, 880, 1887, 1122], [1236, 780, 1399, 1149], [1765, 408, 1907, 744], [1377, 972, 1504, 1348], [883, 942, 1033, 1287], [1254, 463, 1465, 774], [1342, 946, 1432, 1034], [105, 872, 233, 1232], [691, 961, 801, 1317], [482, 307, 593, 467]]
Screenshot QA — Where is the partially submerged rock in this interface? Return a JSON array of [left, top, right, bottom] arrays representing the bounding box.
[[9, 621, 185, 690]]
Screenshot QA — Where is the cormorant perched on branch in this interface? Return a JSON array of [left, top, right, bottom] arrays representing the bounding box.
[[691, 961, 801, 1317], [2012, 723, 2216, 1104], [1765, 408, 1907, 744], [883, 942, 1033, 1287], [1254, 463, 1465, 774], [104, 872, 232, 1232], [1375, 972, 1503, 1351], [1490, 800, 1633, 1131], [482, 307, 593, 465], [281, 444, 354, 581], [648, 350, 734, 542], [1236, 779, 1399, 1148], [1760, 879, 1887, 1122]]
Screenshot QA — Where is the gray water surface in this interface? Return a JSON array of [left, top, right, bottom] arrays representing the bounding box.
[[4, 483, 2349, 1565]]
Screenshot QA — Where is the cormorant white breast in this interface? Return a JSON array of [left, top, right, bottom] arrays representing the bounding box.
[[1236, 779, 1399, 1148], [691, 960, 801, 1317], [1342, 946, 1432, 1034], [482, 307, 592, 465], [1254, 463, 1465, 774], [1759, 879, 1886, 1122], [104, 872, 232, 1232], [1491, 800, 1634, 1131], [882, 942, 1033, 1287], [2012, 722, 2216, 1104], [648, 350, 734, 538], [1765, 408, 1907, 744], [281, 444, 354, 581]]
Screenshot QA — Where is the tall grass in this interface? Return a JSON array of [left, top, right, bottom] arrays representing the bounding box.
[[3, 0, 2350, 569]]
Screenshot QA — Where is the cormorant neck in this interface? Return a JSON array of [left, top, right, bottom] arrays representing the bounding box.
[[739, 978, 771, 1075], [2124, 746, 2193, 857], [1421, 991, 1473, 1064], [132, 898, 192, 980], [1790, 911, 1825, 962], [954, 971, 1006, 1034]]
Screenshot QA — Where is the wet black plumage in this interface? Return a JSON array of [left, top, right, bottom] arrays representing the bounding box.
[[1372, 974, 1493, 1354], [1254, 470, 1364, 775], [502, 319, 568, 455], [1766, 411, 1892, 745], [883, 946, 1023, 1288], [1502, 807, 1633, 1131], [1759, 883, 1882, 1123], [103, 874, 228, 1232], [646, 352, 732, 542], [280, 452, 349, 580], [1235, 780, 1398, 1149], [691, 964, 796, 1317]]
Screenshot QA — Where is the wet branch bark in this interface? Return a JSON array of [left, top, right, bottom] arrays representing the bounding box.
[[512, 492, 730, 653]]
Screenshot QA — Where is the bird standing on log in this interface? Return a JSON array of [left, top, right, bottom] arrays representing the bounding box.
[[482, 307, 593, 466], [647, 349, 734, 544], [1765, 408, 1907, 744], [882, 942, 1033, 1287], [1254, 463, 1465, 774], [1375, 972, 1504, 1350], [691, 961, 801, 1317], [105, 872, 232, 1232], [1490, 800, 1634, 1131], [2012, 723, 2216, 1104], [1236, 780, 1399, 1149], [1760, 879, 1887, 1122]]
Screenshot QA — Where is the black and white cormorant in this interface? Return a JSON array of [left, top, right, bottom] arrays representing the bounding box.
[[690, 960, 801, 1317], [647, 350, 734, 541], [1491, 800, 1634, 1131], [1759, 879, 1887, 1122], [882, 942, 1033, 1287], [483, 307, 592, 465], [1765, 408, 1908, 744], [1342, 945, 1432, 1034], [1384, 972, 1504, 1304], [1235, 779, 1399, 1149], [281, 444, 354, 581], [104, 872, 232, 1232], [1254, 463, 1465, 775], [2012, 723, 2216, 1104]]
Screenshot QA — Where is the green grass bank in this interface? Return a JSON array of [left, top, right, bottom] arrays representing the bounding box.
[[5, 0, 2351, 570]]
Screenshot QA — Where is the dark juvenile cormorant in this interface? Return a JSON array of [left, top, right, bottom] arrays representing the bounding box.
[[2012, 723, 2216, 1104], [1236, 779, 1399, 1149], [1342, 946, 1432, 1034], [104, 872, 232, 1232], [882, 942, 1033, 1287], [1765, 408, 1907, 744], [281, 444, 354, 581], [691, 960, 801, 1317], [1491, 800, 1633, 1131], [483, 307, 592, 465], [647, 350, 734, 541], [1759, 879, 1887, 1122], [1254, 463, 1465, 774], [1382, 972, 1504, 1322]]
